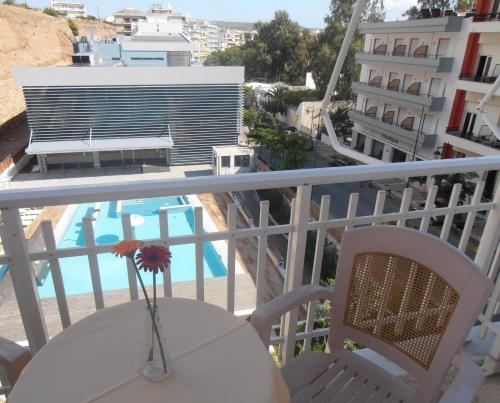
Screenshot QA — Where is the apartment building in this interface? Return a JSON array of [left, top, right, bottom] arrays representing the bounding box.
[[12, 67, 243, 171], [50, 1, 86, 18], [350, 15, 467, 163], [188, 21, 220, 64], [350, 6, 499, 169], [113, 8, 148, 36], [445, 0, 500, 161]]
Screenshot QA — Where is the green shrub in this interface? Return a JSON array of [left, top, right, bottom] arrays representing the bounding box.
[[68, 19, 79, 36], [43, 7, 59, 17], [2, 0, 16, 5]]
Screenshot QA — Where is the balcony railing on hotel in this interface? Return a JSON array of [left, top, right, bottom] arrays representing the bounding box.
[[459, 74, 499, 84], [353, 110, 429, 136], [355, 81, 428, 97], [0, 157, 500, 371], [473, 12, 500, 22], [446, 126, 500, 149], [357, 49, 442, 60]]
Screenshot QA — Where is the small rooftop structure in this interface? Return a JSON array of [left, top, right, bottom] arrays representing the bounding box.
[[212, 146, 255, 175]]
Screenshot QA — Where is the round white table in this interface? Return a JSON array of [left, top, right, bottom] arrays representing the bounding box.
[[9, 298, 290, 403]]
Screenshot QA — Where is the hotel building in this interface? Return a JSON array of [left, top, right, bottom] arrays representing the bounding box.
[[349, 7, 500, 167]]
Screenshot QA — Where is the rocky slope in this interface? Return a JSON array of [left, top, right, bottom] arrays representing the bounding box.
[[0, 4, 115, 126]]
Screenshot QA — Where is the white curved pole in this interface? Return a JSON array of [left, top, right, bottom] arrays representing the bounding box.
[[321, 0, 384, 165], [476, 75, 500, 141]]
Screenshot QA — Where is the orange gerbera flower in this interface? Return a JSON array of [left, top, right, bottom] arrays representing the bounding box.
[[112, 240, 145, 258]]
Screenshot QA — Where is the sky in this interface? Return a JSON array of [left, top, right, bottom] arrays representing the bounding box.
[[27, 0, 418, 27]]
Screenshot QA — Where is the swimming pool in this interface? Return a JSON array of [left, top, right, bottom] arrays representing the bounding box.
[[37, 196, 227, 298]]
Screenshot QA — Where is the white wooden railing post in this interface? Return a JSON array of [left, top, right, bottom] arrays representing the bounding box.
[[0, 207, 48, 352], [475, 180, 500, 274], [476, 180, 500, 374], [282, 184, 312, 365]]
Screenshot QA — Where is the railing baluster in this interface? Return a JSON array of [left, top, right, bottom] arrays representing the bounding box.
[[480, 249, 500, 374], [121, 213, 139, 301], [475, 177, 500, 273], [280, 198, 296, 345], [256, 200, 269, 307], [0, 207, 48, 352], [397, 188, 413, 227], [303, 195, 330, 352], [419, 185, 438, 232], [227, 204, 237, 312], [372, 190, 386, 225], [83, 217, 104, 309], [458, 181, 485, 252], [345, 193, 359, 231], [159, 207, 172, 298], [282, 184, 312, 366], [41, 221, 71, 329], [194, 206, 204, 301], [440, 183, 462, 241]]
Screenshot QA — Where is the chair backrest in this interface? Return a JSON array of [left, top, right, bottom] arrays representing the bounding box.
[[329, 226, 492, 403]]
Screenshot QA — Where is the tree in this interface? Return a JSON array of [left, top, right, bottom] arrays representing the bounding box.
[[204, 46, 245, 66], [68, 19, 79, 36], [204, 10, 313, 85], [433, 172, 478, 202], [310, 0, 384, 98], [43, 7, 60, 17], [243, 109, 260, 129], [264, 85, 290, 116], [3, 0, 16, 5], [329, 105, 353, 141], [403, 0, 455, 19]]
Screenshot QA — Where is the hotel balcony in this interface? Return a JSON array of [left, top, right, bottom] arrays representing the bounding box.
[[471, 12, 500, 33], [359, 15, 463, 34], [352, 81, 446, 111], [348, 109, 438, 150], [355, 50, 455, 73], [0, 157, 500, 400], [456, 73, 500, 94], [446, 125, 500, 153]]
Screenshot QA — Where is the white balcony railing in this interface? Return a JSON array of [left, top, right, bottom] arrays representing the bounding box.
[[0, 157, 499, 372]]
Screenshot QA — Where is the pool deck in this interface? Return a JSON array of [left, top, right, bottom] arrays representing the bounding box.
[[0, 273, 257, 342]]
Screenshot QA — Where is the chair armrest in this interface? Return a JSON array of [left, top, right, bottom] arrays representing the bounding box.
[[438, 354, 485, 403], [0, 337, 31, 390], [250, 285, 335, 345]]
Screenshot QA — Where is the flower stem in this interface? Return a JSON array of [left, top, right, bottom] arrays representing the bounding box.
[[130, 258, 167, 374]]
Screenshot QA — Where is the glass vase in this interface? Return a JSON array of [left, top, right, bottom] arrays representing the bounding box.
[[142, 305, 170, 381]]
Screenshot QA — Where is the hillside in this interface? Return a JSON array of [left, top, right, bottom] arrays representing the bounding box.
[[0, 4, 115, 126]]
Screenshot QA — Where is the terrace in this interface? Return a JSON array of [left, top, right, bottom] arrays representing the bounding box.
[[0, 156, 500, 401]]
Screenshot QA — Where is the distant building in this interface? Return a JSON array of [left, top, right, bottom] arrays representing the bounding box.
[[12, 66, 244, 171], [113, 8, 148, 36], [113, 5, 188, 37], [76, 13, 198, 67], [224, 29, 246, 48], [50, 1, 86, 18], [188, 21, 220, 64]]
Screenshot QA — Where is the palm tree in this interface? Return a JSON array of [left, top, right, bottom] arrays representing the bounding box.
[[264, 85, 290, 116], [329, 105, 353, 142]]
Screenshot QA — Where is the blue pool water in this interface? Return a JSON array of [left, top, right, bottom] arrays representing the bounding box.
[[37, 196, 227, 298]]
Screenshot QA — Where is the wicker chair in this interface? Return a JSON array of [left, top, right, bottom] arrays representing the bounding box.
[[251, 226, 492, 403], [0, 337, 31, 396]]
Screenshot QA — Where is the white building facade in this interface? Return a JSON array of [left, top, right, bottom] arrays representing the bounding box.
[[350, 16, 469, 163], [350, 12, 500, 164], [50, 1, 86, 18]]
